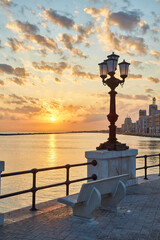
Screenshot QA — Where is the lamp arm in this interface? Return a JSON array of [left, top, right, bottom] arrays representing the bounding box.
[[101, 76, 126, 88], [119, 76, 127, 87], [102, 77, 107, 86], [120, 78, 125, 87]]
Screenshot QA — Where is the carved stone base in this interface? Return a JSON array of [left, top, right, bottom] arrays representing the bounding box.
[[96, 141, 129, 151], [85, 149, 138, 186]]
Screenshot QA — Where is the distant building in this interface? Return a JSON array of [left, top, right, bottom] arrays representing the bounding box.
[[139, 110, 146, 117], [121, 97, 160, 135], [121, 117, 133, 133], [137, 110, 149, 133], [149, 97, 157, 116], [155, 113, 160, 133], [148, 97, 160, 134]]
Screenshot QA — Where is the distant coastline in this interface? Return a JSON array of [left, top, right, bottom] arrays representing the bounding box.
[[118, 132, 160, 138], [0, 130, 108, 136], [0, 130, 160, 138]]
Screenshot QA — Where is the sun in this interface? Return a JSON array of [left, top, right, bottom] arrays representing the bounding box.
[[50, 117, 55, 122]]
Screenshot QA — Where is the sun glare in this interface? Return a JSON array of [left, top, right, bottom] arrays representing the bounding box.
[[51, 117, 55, 122]]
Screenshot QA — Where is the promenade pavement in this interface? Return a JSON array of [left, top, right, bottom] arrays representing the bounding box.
[[1, 175, 160, 240]]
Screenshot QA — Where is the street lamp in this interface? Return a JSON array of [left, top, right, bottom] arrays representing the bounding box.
[[97, 52, 130, 151]]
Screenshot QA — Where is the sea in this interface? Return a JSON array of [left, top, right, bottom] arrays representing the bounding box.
[[0, 133, 160, 213]]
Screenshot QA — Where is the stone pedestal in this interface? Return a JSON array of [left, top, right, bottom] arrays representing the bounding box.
[[0, 161, 5, 225], [85, 149, 138, 186]]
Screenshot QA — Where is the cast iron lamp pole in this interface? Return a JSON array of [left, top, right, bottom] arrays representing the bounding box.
[[97, 52, 130, 151]]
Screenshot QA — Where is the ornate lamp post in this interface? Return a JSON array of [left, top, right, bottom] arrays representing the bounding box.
[[97, 52, 130, 151]]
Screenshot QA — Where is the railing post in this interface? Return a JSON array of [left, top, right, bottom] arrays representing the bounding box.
[[0, 161, 5, 225], [144, 155, 148, 180], [159, 154, 160, 176], [66, 164, 70, 196], [30, 168, 38, 211]]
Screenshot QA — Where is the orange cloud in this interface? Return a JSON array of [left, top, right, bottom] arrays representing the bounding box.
[[24, 33, 61, 54], [84, 7, 109, 21], [42, 7, 94, 47], [147, 77, 160, 83], [130, 60, 143, 68], [0, 94, 46, 122], [7, 20, 39, 34], [128, 73, 143, 79], [118, 93, 150, 100], [152, 27, 159, 33], [72, 65, 98, 80], [145, 88, 154, 93], [138, 21, 149, 33], [60, 33, 87, 58], [149, 60, 160, 66], [55, 77, 63, 83], [98, 26, 148, 55], [82, 113, 105, 123], [108, 11, 140, 31], [32, 61, 69, 74], [62, 104, 83, 113], [0, 0, 15, 6], [0, 64, 29, 77], [6, 20, 61, 54], [9, 77, 26, 85], [85, 7, 148, 55], [43, 8, 75, 29], [74, 22, 94, 44], [6, 38, 33, 51], [150, 50, 160, 59], [0, 80, 4, 85]]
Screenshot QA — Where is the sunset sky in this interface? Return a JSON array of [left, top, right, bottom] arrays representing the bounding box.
[[0, 0, 160, 132]]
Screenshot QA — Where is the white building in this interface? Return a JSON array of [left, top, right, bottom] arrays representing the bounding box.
[[148, 97, 160, 134], [136, 110, 149, 133], [121, 117, 133, 133], [121, 97, 160, 134]]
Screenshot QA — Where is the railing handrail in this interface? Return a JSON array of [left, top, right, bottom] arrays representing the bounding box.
[[136, 153, 160, 180], [0, 160, 97, 211], [1, 160, 97, 178], [1, 153, 160, 212], [136, 153, 160, 159]]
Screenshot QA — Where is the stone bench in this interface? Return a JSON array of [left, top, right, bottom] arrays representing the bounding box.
[[58, 174, 128, 220]]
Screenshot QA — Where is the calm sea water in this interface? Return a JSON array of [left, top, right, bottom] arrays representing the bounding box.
[[0, 133, 160, 213]]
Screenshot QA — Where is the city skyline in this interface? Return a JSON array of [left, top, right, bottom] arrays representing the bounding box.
[[121, 97, 160, 134], [0, 0, 160, 132]]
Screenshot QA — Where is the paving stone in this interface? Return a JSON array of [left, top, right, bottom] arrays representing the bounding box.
[[1, 177, 160, 239]]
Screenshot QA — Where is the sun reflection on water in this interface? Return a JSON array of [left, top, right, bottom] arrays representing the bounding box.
[[47, 134, 57, 165]]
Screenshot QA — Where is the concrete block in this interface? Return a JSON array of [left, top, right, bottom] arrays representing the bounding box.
[[86, 149, 138, 185]]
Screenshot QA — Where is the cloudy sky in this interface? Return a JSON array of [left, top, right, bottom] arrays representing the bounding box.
[[0, 0, 160, 132]]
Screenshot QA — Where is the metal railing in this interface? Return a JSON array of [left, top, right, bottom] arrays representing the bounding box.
[[136, 153, 160, 180], [1, 153, 160, 212], [0, 160, 97, 211]]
